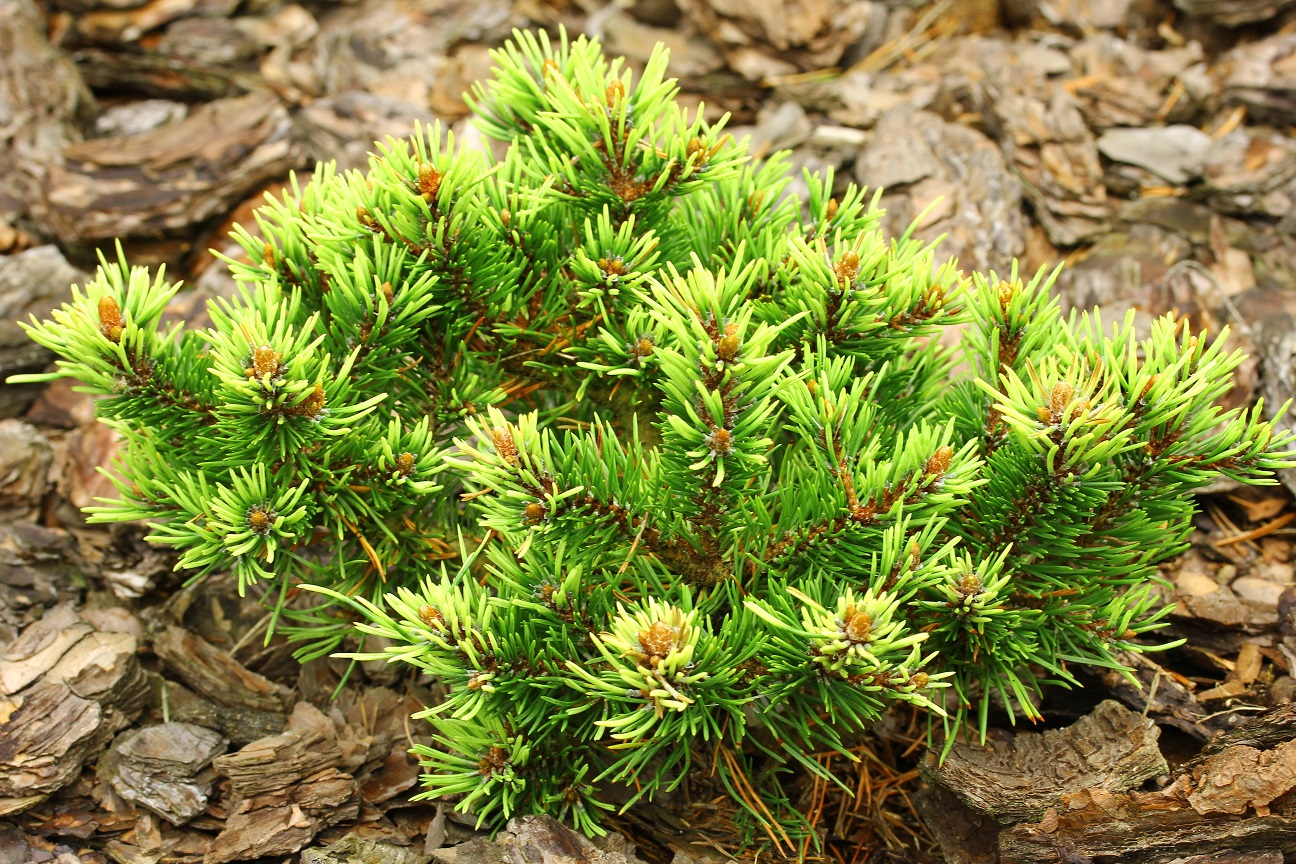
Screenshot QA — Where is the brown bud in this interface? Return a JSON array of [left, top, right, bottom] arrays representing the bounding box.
[[395, 452, 416, 476], [599, 257, 626, 277], [1139, 375, 1158, 400], [249, 345, 282, 381], [542, 58, 561, 81], [1050, 381, 1074, 416], [708, 428, 733, 455], [418, 605, 443, 627], [717, 332, 740, 362], [491, 426, 519, 466], [98, 295, 124, 343], [634, 337, 654, 358], [499, 208, 511, 229], [845, 610, 872, 643], [834, 251, 860, 286], [605, 79, 625, 107], [807, 379, 817, 395], [287, 383, 326, 419], [379, 282, 394, 305], [246, 505, 275, 535], [925, 445, 954, 477], [262, 242, 275, 265], [418, 163, 441, 202], [478, 746, 508, 776], [638, 620, 676, 660], [357, 206, 375, 228], [997, 280, 1015, 312], [955, 573, 982, 596], [524, 501, 546, 525], [825, 198, 839, 221], [910, 672, 930, 689]]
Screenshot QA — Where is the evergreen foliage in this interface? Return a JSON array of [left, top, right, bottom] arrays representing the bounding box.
[[15, 28, 1296, 849]]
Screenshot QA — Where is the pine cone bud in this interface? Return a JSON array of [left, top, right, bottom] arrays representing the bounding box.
[[98, 295, 124, 343], [638, 620, 676, 660]]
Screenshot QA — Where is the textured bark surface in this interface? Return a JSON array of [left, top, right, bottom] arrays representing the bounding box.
[[0, 605, 147, 804], [152, 624, 287, 714], [919, 702, 1296, 864], [34, 92, 303, 243], [920, 700, 1168, 823]]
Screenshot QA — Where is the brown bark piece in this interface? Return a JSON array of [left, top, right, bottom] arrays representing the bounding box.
[[0, 680, 111, 797], [74, 48, 260, 101], [152, 676, 286, 746], [0, 606, 92, 695], [1187, 740, 1296, 817], [1191, 703, 1296, 763], [912, 784, 1000, 864], [1099, 650, 1229, 740], [0, 0, 95, 219], [152, 624, 286, 714], [998, 786, 1296, 863], [1221, 32, 1296, 126], [971, 45, 1109, 246], [0, 608, 148, 804], [46, 630, 149, 714], [212, 725, 343, 796], [204, 768, 360, 864], [35, 92, 303, 242], [921, 700, 1167, 823]]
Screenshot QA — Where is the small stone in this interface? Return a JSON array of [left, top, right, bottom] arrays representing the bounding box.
[[809, 124, 868, 150], [746, 101, 813, 156], [1231, 576, 1286, 608], [1269, 676, 1296, 704], [1096, 125, 1212, 185], [1175, 568, 1219, 597], [95, 100, 189, 138], [1254, 560, 1295, 584]]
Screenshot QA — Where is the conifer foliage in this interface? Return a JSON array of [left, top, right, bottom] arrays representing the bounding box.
[[15, 29, 1296, 847]]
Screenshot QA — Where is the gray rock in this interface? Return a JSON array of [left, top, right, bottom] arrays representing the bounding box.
[[0, 0, 96, 221], [1222, 32, 1296, 126], [1096, 125, 1212, 185], [744, 100, 812, 156], [857, 109, 1026, 275], [1174, 0, 1296, 26], [1232, 576, 1286, 609], [1198, 128, 1296, 218], [432, 815, 645, 864], [0, 421, 50, 513], [98, 723, 228, 826], [0, 246, 88, 419], [94, 99, 189, 138], [303, 836, 431, 864], [293, 91, 439, 171]]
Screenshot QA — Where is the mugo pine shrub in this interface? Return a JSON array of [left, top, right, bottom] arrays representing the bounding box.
[[16, 28, 1296, 847]]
